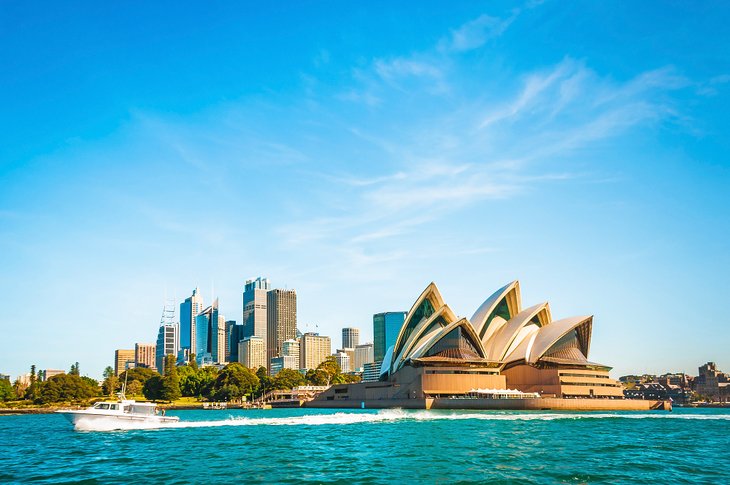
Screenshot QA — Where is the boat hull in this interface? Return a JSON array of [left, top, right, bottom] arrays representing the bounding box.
[[56, 410, 180, 428]]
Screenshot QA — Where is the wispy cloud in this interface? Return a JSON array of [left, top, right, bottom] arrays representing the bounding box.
[[278, 46, 692, 276], [439, 13, 516, 52], [374, 58, 442, 81], [85, 9, 697, 284], [370, 57, 449, 94]]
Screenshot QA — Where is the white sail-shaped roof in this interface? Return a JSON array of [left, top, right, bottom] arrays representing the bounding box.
[[484, 302, 551, 361], [471, 280, 521, 342], [390, 282, 444, 371], [392, 304, 456, 373], [527, 316, 593, 365], [383, 281, 602, 378], [408, 317, 486, 361]]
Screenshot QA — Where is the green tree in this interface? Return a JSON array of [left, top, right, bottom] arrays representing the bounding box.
[[143, 375, 162, 400], [37, 374, 98, 404], [303, 357, 360, 386], [119, 367, 157, 388], [69, 362, 80, 376], [271, 368, 305, 390], [126, 380, 143, 396], [80, 376, 101, 394], [212, 363, 259, 401], [103, 366, 115, 379], [25, 365, 40, 401], [102, 366, 118, 396], [341, 373, 362, 384], [0, 378, 15, 401], [304, 369, 330, 386], [179, 367, 216, 398], [12, 378, 27, 398], [159, 354, 181, 401], [304, 357, 341, 386], [189, 353, 199, 371], [255, 366, 272, 398]]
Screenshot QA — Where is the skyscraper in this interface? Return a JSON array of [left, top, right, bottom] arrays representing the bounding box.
[[114, 349, 135, 376], [282, 339, 300, 370], [342, 327, 360, 348], [373, 311, 407, 363], [300, 332, 331, 371], [215, 312, 226, 364], [226, 320, 243, 363], [354, 343, 374, 372], [195, 311, 211, 364], [195, 299, 221, 364], [135, 343, 156, 370], [238, 336, 266, 370], [266, 288, 297, 370], [242, 277, 270, 355], [180, 288, 203, 353], [156, 323, 179, 374]]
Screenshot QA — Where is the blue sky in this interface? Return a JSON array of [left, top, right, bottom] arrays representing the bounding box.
[[1, 1, 728, 379]]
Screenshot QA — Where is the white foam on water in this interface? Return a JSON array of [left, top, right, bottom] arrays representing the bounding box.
[[73, 408, 730, 432], [73, 416, 179, 432]]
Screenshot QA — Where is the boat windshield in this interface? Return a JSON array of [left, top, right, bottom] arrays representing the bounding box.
[[93, 403, 111, 410], [130, 405, 156, 415]]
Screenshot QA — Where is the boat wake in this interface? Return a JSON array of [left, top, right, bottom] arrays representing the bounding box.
[[72, 408, 730, 431]]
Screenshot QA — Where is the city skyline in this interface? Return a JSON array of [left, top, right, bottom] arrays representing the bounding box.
[[2, 2, 729, 379]]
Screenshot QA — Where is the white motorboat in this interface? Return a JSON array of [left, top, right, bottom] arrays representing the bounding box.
[[56, 393, 180, 428]]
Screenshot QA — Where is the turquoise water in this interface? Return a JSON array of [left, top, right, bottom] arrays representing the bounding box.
[[1, 408, 729, 483]]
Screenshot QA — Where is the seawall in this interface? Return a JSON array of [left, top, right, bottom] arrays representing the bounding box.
[[305, 398, 670, 411]]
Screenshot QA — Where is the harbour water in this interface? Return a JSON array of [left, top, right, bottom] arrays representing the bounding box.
[[1, 408, 729, 483]]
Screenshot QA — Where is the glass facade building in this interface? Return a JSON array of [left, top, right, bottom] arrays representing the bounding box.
[[180, 288, 203, 352], [194, 299, 221, 364], [373, 312, 407, 363], [227, 320, 244, 363]]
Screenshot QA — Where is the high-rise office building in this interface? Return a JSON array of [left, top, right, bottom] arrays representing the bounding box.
[[114, 349, 135, 376], [267, 289, 297, 370], [342, 327, 360, 349], [156, 323, 179, 373], [195, 310, 211, 364], [354, 343, 374, 372], [242, 277, 270, 351], [373, 311, 407, 363], [180, 288, 203, 353], [226, 320, 244, 363], [215, 313, 226, 364], [195, 299, 222, 364], [334, 351, 351, 373], [300, 332, 331, 371], [135, 343, 156, 370], [282, 339, 300, 370], [238, 336, 266, 370], [270, 355, 297, 376]]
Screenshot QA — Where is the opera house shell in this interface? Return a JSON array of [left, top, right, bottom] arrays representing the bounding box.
[[312, 280, 645, 409], [383, 280, 623, 399]]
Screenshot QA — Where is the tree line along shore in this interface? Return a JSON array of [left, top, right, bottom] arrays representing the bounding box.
[[1, 354, 359, 412]]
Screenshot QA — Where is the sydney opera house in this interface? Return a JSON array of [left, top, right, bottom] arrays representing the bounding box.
[[312, 281, 668, 410]]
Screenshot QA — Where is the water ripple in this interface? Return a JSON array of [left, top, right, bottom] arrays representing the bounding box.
[[1, 408, 729, 483]]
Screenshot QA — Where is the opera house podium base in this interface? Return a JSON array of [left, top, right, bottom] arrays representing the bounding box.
[[306, 393, 670, 411]]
